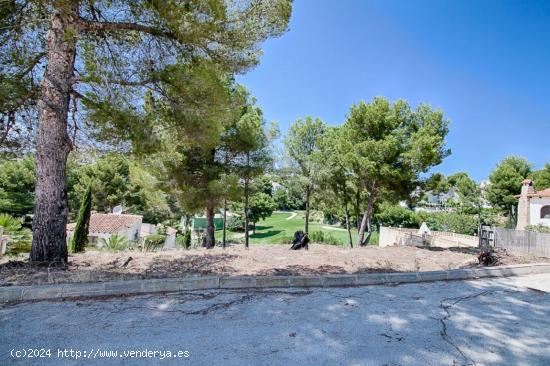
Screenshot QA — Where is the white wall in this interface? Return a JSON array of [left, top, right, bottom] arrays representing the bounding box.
[[529, 198, 550, 227], [379, 226, 478, 248]]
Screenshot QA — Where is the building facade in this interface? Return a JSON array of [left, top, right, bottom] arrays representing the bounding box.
[[516, 179, 550, 230]]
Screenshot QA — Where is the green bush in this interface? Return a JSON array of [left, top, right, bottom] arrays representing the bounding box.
[[226, 215, 244, 232], [309, 230, 342, 245], [375, 203, 480, 236], [525, 224, 550, 234], [375, 202, 418, 228], [415, 211, 479, 236], [176, 229, 192, 249], [98, 234, 128, 252], [69, 185, 92, 253], [142, 234, 165, 252], [0, 214, 32, 255]]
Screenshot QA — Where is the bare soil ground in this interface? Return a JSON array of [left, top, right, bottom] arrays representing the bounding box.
[[0, 245, 547, 286]]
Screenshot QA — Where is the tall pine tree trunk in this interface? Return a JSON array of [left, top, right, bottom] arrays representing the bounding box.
[[344, 203, 353, 248], [31, 3, 78, 262], [304, 184, 311, 234], [355, 189, 361, 230], [204, 201, 215, 249]]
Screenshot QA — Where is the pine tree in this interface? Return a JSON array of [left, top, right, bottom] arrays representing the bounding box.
[[69, 185, 92, 253], [2, 0, 291, 262]]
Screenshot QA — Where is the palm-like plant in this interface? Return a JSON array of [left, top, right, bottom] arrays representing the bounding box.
[[0, 214, 32, 255], [98, 234, 128, 252]]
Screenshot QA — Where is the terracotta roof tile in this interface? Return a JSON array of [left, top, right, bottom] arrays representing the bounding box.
[[69, 213, 142, 234]]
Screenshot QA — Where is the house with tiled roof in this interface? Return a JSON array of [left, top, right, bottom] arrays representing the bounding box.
[[516, 179, 550, 230], [67, 212, 142, 245]]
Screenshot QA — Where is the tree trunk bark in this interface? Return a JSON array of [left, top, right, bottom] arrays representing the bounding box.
[[244, 175, 250, 249], [344, 203, 353, 248], [30, 3, 78, 263], [357, 193, 375, 247], [204, 201, 215, 249], [304, 184, 310, 234], [222, 197, 227, 249], [355, 189, 361, 230]]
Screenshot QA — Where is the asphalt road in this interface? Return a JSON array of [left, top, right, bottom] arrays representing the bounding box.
[[1, 274, 549, 366]]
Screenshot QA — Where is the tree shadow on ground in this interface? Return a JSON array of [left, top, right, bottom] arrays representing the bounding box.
[[417, 246, 480, 255], [253, 225, 273, 231], [250, 230, 283, 239], [257, 265, 348, 276], [145, 253, 239, 276], [0, 253, 241, 286]]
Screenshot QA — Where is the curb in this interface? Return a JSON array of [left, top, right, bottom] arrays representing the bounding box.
[[1, 263, 550, 304]]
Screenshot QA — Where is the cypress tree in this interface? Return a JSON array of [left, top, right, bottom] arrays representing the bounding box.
[[70, 186, 92, 253]]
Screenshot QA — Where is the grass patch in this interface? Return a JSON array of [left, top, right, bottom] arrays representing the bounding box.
[[244, 211, 378, 246]]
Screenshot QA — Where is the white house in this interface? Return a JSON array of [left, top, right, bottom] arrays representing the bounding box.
[[516, 179, 550, 230], [68, 213, 142, 245]]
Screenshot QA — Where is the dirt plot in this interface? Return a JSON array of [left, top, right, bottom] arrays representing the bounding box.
[[0, 245, 547, 286]]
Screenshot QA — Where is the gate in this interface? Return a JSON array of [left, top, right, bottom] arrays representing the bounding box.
[[478, 225, 495, 247]]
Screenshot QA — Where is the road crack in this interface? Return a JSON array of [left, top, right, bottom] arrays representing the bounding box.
[[438, 290, 493, 366]]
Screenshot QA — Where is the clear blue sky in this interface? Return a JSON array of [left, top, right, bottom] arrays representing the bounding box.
[[237, 0, 550, 181]]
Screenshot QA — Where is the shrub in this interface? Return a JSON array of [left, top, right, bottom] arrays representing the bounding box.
[[0, 214, 32, 255], [176, 229, 192, 249], [525, 224, 550, 234], [416, 211, 479, 235], [142, 234, 166, 252], [98, 234, 128, 252], [69, 185, 92, 253], [309, 230, 342, 245], [227, 215, 244, 232], [375, 202, 418, 228]]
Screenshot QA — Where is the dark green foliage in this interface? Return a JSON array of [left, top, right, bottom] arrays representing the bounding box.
[[415, 211, 479, 235], [0, 156, 35, 216], [272, 186, 304, 211], [69, 185, 92, 253], [486, 156, 531, 215], [142, 234, 166, 252], [68, 153, 178, 223], [531, 163, 550, 191], [176, 229, 192, 249], [248, 193, 276, 227], [227, 215, 245, 232], [376, 203, 482, 236], [183, 229, 192, 249], [252, 176, 273, 196], [375, 202, 418, 228]]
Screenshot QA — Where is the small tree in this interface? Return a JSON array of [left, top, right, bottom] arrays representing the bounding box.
[[284, 117, 326, 234], [248, 192, 276, 234], [342, 98, 450, 246], [485, 156, 531, 226], [69, 185, 92, 253]]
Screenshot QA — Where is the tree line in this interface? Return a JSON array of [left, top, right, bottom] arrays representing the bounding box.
[[1, 0, 292, 262]]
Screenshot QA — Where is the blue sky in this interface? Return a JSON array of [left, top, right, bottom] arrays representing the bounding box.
[[237, 0, 550, 181]]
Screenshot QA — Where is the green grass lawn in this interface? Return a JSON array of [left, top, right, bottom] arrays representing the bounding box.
[[232, 211, 378, 246]]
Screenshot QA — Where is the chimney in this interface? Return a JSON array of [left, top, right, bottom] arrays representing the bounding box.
[[516, 179, 533, 230]]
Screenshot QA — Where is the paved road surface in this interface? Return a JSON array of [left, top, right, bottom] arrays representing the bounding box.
[[1, 274, 549, 365]]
